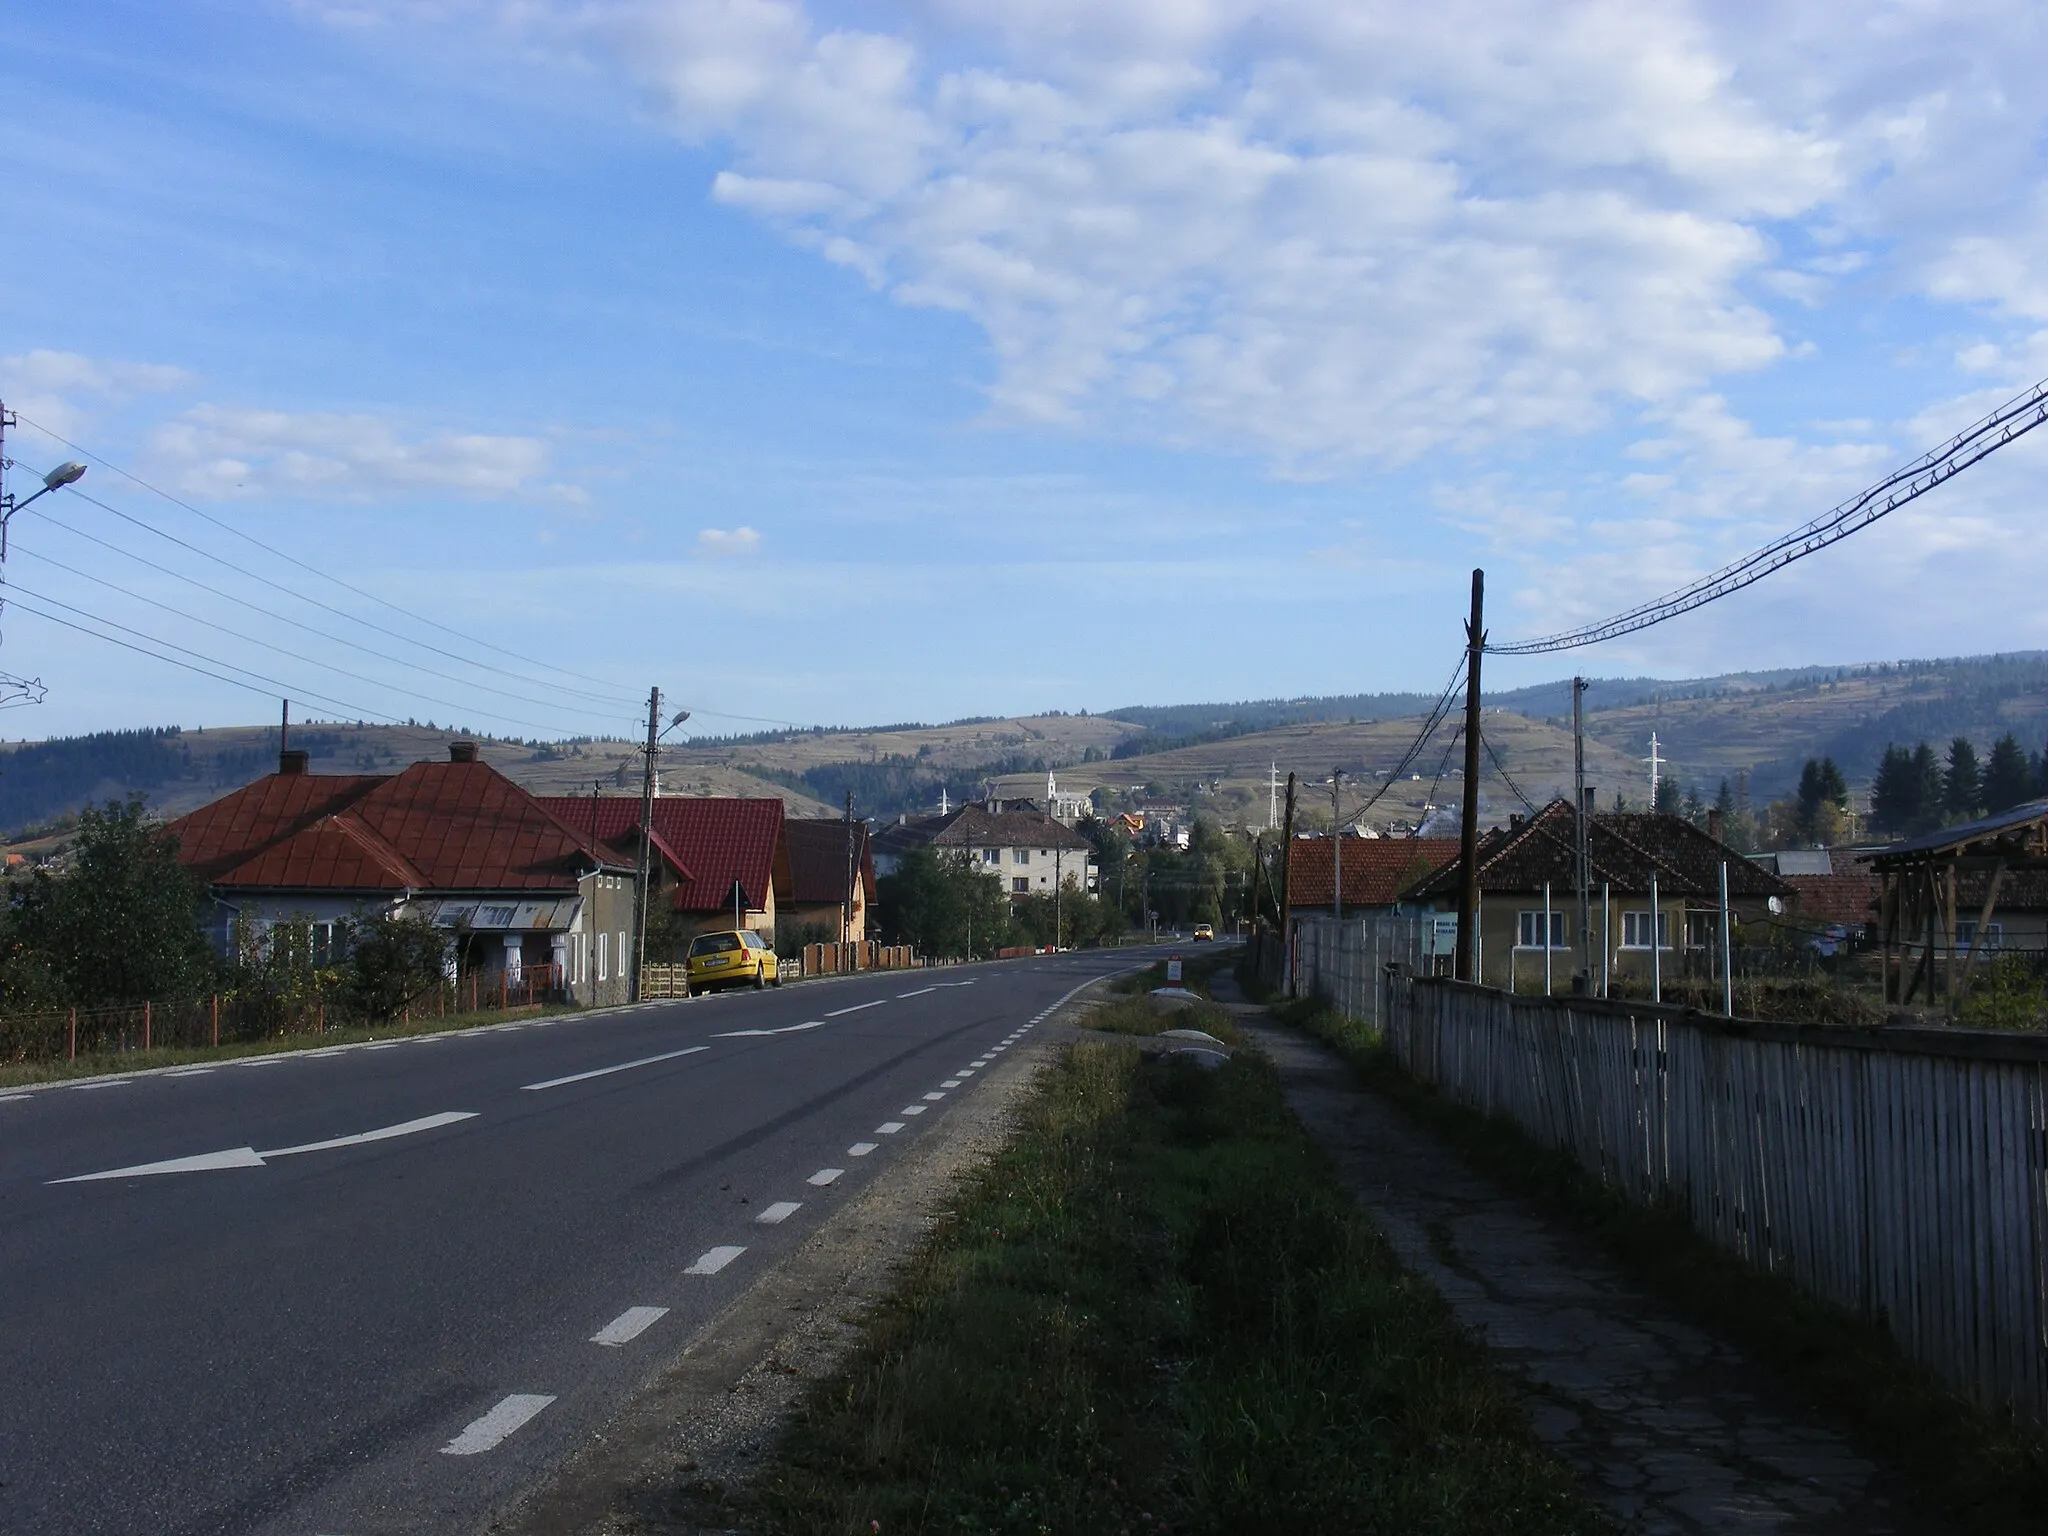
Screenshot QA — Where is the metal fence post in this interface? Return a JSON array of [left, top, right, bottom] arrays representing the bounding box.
[[143, 1000, 152, 1052], [69, 1006, 77, 1060], [211, 994, 219, 1047]]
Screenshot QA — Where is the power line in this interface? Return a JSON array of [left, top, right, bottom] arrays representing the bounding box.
[[1333, 657, 1469, 827], [1481, 730, 1541, 813], [12, 411, 646, 704], [1486, 373, 2048, 654], [8, 551, 601, 738]]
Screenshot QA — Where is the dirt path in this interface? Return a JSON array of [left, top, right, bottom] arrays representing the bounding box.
[[1213, 977, 1931, 1535]]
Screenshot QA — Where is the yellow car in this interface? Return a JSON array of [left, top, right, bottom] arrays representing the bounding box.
[[1193, 923, 1215, 942], [687, 929, 780, 993]]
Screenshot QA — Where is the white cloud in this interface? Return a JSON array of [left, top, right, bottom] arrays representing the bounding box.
[[0, 349, 194, 439], [144, 404, 570, 501], [697, 524, 762, 556]]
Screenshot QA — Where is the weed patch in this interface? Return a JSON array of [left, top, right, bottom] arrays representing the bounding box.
[[1081, 993, 1241, 1045], [732, 1039, 1598, 1535]]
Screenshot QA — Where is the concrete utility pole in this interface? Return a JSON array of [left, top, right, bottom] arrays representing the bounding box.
[[280, 698, 290, 758], [1279, 771, 1298, 994], [1574, 677, 1591, 988], [632, 685, 660, 1004], [1456, 569, 1485, 983], [1331, 768, 1344, 922]]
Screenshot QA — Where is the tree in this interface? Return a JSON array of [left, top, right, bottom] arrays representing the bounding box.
[[875, 845, 1010, 959], [1869, 745, 1916, 834], [341, 911, 448, 1022], [1795, 757, 1849, 843], [1908, 743, 1944, 832], [1943, 737, 1983, 821], [1652, 775, 1681, 815], [1, 797, 215, 1007], [1983, 733, 2034, 814]]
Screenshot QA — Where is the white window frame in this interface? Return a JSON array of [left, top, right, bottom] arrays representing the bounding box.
[[1516, 910, 1567, 949], [1620, 910, 1670, 950], [598, 931, 609, 981], [1957, 919, 2004, 952], [1013, 848, 1030, 865]]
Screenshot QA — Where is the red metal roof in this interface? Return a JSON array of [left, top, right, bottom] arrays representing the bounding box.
[[173, 760, 628, 894], [1287, 837, 1459, 909], [535, 796, 785, 914]]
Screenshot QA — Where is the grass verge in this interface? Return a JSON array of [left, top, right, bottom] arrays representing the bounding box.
[[1111, 944, 1238, 1000], [0, 1002, 576, 1088], [1080, 992, 1242, 1046], [1270, 991, 2048, 1536], [724, 1037, 1602, 1535]]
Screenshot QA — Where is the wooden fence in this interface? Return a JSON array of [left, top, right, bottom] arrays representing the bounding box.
[[0, 969, 565, 1066], [1374, 970, 2048, 1424]]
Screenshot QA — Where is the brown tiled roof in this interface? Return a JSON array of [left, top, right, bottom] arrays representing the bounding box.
[[783, 818, 876, 905], [174, 760, 628, 894], [1412, 800, 1794, 900], [1287, 837, 1459, 909], [538, 796, 786, 914], [930, 806, 1092, 853], [1786, 872, 1881, 927]]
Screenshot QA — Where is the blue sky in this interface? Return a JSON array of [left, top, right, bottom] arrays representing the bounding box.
[[3, 0, 2046, 742]]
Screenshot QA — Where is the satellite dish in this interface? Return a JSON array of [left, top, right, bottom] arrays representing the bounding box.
[[1767, 896, 1783, 915]]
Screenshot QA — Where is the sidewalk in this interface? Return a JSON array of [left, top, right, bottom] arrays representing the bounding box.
[[1213, 979, 1929, 1534]]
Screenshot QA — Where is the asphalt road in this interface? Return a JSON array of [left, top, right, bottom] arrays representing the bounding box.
[[0, 949, 1155, 1535]]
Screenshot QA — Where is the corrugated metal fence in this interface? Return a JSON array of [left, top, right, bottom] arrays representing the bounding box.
[[1353, 967, 2048, 1424]]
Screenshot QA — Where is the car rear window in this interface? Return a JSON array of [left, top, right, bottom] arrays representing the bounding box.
[[690, 933, 742, 956]]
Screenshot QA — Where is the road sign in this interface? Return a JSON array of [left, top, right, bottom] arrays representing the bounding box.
[[1166, 956, 1183, 983]]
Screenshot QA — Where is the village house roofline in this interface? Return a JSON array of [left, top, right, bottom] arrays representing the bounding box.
[[1411, 800, 1794, 901], [1285, 836, 1460, 908], [783, 817, 877, 905], [929, 805, 1093, 851], [537, 794, 786, 915]]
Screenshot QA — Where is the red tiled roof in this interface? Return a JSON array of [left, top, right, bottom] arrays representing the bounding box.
[[1786, 872, 1881, 927], [931, 806, 1092, 852], [1287, 837, 1459, 909], [535, 796, 786, 914], [783, 818, 875, 905], [174, 761, 628, 894]]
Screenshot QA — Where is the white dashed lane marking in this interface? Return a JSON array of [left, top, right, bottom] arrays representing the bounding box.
[[685, 1246, 746, 1276], [591, 1306, 669, 1347], [757, 1201, 802, 1224], [825, 1000, 885, 1017], [921, 1091, 946, 1102], [849, 1141, 879, 1156], [876, 1122, 905, 1134], [941, 1078, 962, 1088], [440, 1394, 555, 1456], [0, 1093, 28, 1103], [900, 1105, 927, 1116], [807, 1168, 844, 1186], [163, 1068, 214, 1078], [71, 1081, 130, 1090]]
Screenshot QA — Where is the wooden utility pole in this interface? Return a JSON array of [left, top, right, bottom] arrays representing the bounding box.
[[1279, 771, 1298, 992], [842, 790, 855, 945], [1573, 676, 1591, 988], [632, 685, 660, 1003], [1331, 768, 1344, 921], [1456, 570, 1485, 982]]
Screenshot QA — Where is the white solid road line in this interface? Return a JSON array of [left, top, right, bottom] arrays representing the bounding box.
[[520, 1045, 708, 1091], [807, 1167, 844, 1186], [440, 1394, 555, 1456], [756, 1201, 802, 1224], [713, 1021, 824, 1038], [50, 1111, 483, 1183], [876, 1121, 905, 1134], [591, 1306, 669, 1347], [825, 999, 886, 1017], [848, 1141, 879, 1156], [686, 1245, 746, 1275]]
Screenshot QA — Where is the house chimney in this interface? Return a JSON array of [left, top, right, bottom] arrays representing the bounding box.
[[1708, 807, 1725, 843], [278, 748, 309, 776], [449, 740, 479, 763], [1508, 811, 1525, 833]]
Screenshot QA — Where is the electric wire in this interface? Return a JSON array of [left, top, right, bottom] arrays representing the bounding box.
[[7, 548, 601, 737], [13, 411, 645, 704], [4, 594, 402, 722], [1331, 657, 1469, 828], [1481, 729, 1542, 813], [1486, 373, 2048, 655], [1416, 723, 1464, 830]]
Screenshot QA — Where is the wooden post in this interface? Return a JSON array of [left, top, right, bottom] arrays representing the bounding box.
[[1278, 772, 1297, 995], [69, 1006, 77, 1060], [211, 994, 220, 1047], [1456, 568, 1485, 982], [144, 1000, 152, 1052], [1953, 858, 2008, 1012], [317, 1002, 324, 1036]]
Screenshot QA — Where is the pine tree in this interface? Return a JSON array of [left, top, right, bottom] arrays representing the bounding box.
[[1908, 743, 1943, 832], [1983, 733, 2034, 813], [1869, 745, 1914, 834], [1943, 737, 1982, 821]]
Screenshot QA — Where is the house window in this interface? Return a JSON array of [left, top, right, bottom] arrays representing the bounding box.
[[1014, 848, 1030, 864], [1957, 919, 2004, 952], [1685, 912, 1718, 950], [1013, 877, 1030, 894], [982, 848, 999, 865], [598, 931, 609, 981], [1621, 911, 1670, 950], [1516, 911, 1567, 949], [477, 904, 516, 928]]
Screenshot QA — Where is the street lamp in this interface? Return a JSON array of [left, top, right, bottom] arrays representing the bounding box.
[[1, 460, 87, 558]]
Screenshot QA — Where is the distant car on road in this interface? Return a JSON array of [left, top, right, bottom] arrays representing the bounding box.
[[1192, 922, 1215, 942], [687, 929, 780, 993]]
